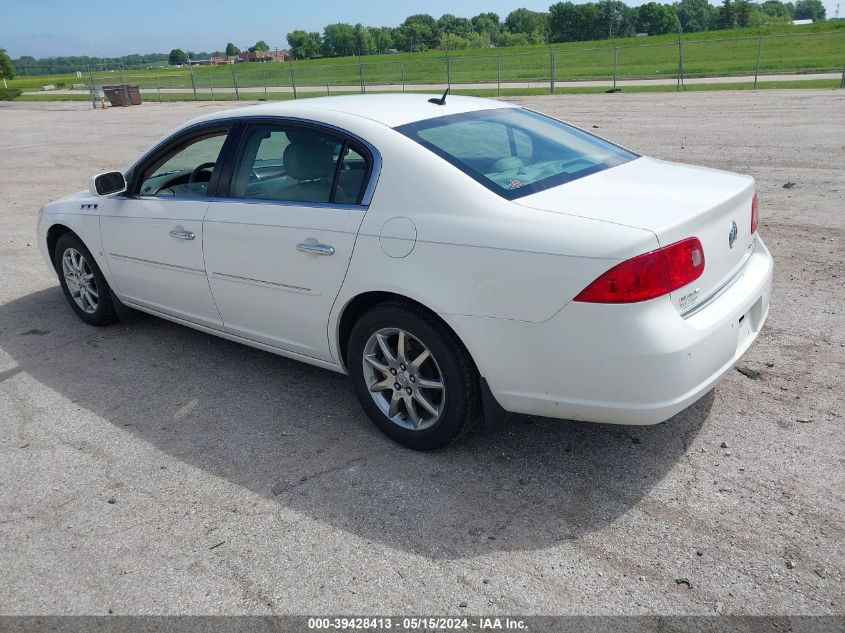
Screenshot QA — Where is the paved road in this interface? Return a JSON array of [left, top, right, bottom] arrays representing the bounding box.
[[24, 71, 843, 96], [1, 92, 843, 616]]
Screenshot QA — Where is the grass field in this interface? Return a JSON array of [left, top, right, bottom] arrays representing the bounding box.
[[11, 22, 844, 97]]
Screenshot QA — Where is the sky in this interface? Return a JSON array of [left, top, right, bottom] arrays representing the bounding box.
[[1, 0, 840, 58]]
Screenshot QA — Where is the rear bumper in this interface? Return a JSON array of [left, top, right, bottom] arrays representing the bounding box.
[[450, 234, 773, 425]]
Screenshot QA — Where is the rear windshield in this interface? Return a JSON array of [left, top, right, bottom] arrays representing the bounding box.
[[396, 108, 637, 200]]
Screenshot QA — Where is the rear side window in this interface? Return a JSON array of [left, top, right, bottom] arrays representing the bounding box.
[[229, 122, 371, 206], [397, 108, 636, 200]]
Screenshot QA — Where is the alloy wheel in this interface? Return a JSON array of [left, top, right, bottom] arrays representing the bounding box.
[[61, 248, 99, 314], [361, 327, 446, 431]]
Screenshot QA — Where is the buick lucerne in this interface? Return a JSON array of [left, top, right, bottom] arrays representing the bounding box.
[[37, 94, 773, 449]]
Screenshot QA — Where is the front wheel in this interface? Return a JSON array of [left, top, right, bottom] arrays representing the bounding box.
[[347, 302, 480, 450], [54, 233, 118, 326]]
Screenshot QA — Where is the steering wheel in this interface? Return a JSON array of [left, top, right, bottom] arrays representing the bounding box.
[[188, 162, 216, 183]]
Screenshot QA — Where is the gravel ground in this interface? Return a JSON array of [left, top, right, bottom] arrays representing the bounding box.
[[0, 91, 843, 616]]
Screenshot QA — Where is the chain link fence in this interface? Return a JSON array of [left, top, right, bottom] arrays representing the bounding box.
[[61, 31, 844, 106]]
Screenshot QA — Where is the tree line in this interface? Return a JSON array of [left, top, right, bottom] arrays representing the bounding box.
[[6, 0, 830, 74], [286, 0, 828, 58]]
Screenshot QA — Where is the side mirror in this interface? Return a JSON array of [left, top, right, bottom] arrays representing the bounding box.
[[89, 171, 127, 196]]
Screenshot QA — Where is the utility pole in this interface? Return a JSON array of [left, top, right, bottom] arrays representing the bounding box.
[[497, 54, 501, 96], [189, 61, 197, 100], [289, 58, 297, 99], [120, 63, 129, 106], [676, 22, 685, 92], [444, 31, 451, 89], [231, 64, 240, 100], [88, 64, 97, 110], [612, 47, 619, 92]]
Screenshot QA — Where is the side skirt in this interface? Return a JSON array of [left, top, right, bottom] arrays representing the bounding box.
[[119, 299, 347, 374]]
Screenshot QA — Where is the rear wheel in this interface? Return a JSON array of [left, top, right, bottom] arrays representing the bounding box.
[[54, 233, 117, 326], [348, 302, 480, 450]]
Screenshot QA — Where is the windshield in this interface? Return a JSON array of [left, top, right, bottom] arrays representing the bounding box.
[[396, 108, 637, 200]]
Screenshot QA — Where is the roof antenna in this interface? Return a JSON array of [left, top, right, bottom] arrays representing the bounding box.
[[428, 88, 449, 105]]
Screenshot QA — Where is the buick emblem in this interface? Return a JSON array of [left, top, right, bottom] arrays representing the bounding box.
[[728, 220, 738, 249]]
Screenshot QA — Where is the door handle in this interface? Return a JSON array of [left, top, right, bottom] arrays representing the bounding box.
[[169, 229, 195, 240], [296, 242, 335, 256]]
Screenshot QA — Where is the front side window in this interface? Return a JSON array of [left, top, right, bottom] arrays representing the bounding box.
[[138, 130, 229, 197], [229, 123, 369, 205], [396, 108, 636, 200]]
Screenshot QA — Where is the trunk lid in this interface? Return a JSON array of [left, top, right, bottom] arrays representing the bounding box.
[[517, 156, 757, 313]]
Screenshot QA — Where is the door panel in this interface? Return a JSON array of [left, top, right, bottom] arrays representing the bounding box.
[[203, 202, 362, 360], [101, 198, 222, 327], [100, 124, 235, 328]]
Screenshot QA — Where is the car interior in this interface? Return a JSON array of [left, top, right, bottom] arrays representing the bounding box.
[[138, 125, 369, 205]]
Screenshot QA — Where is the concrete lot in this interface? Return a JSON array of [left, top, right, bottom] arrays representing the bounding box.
[[0, 91, 843, 616]]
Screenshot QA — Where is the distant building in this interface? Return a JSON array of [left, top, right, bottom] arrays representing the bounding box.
[[237, 49, 290, 63], [201, 49, 289, 65], [792, 19, 813, 24]]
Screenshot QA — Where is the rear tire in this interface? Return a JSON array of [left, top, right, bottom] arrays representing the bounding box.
[[348, 301, 480, 450], [54, 233, 118, 327]]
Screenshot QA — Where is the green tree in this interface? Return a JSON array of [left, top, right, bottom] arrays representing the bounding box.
[[436, 14, 473, 40], [395, 14, 437, 51], [717, 0, 737, 28], [370, 27, 395, 52], [249, 40, 270, 52], [637, 2, 679, 34], [759, 0, 793, 19], [471, 12, 501, 43], [0, 48, 15, 84], [225, 42, 240, 56], [793, 0, 825, 19], [286, 30, 322, 59], [598, 0, 637, 38], [549, 2, 604, 41], [354, 24, 376, 56], [735, 0, 752, 26], [674, 0, 718, 31], [168, 48, 187, 65], [504, 7, 549, 35], [322, 23, 357, 56]]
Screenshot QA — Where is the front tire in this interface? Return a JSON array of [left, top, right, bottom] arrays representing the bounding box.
[[54, 233, 118, 326], [348, 301, 480, 450]]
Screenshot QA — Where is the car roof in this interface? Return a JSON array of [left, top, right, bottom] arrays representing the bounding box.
[[192, 93, 519, 129]]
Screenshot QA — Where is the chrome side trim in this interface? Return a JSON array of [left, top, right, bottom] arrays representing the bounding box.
[[108, 253, 206, 275], [209, 271, 318, 296], [209, 196, 367, 211]]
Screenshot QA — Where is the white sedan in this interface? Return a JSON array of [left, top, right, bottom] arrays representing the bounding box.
[[37, 94, 773, 449]]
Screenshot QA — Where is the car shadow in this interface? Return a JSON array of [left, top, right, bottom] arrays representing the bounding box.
[[1, 287, 711, 560]]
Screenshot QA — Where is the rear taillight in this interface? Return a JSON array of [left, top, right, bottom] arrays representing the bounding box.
[[751, 192, 759, 234], [574, 237, 705, 304]]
